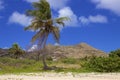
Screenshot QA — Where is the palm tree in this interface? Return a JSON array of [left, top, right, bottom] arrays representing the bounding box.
[[25, 0, 69, 70], [9, 43, 25, 59]]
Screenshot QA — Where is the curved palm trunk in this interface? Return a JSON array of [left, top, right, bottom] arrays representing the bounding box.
[[41, 34, 50, 70], [42, 51, 48, 69]]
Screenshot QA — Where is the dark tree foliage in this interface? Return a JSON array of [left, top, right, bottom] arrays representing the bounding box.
[[9, 43, 25, 59], [83, 57, 120, 72], [109, 49, 120, 57]]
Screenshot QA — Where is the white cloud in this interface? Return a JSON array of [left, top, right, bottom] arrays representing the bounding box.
[[47, 0, 68, 10], [3, 47, 9, 49], [58, 7, 79, 27], [54, 43, 60, 46], [27, 45, 38, 52], [25, 0, 69, 10], [9, 12, 32, 26], [79, 16, 90, 25], [0, 0, 4, 10], [25, 0, 39, 3], [79, 15, 108, 25], [91, 0, 120, 16]]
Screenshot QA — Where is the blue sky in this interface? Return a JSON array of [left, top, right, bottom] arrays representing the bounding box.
[[0, 0, 120, 52]]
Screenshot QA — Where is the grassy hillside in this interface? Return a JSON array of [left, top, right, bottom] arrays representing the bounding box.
[[0, 57, 87, 74], [0, 55, 120, 74], [0, 57, 42, 74]]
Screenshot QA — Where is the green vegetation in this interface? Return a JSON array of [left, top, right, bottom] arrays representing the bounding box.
[[8, 43, 25, 59], [0, 56, 93, 74], [82, 57, 120, 72], [109, 49, 120, 57], [61, 58, 77, 64], [0, 57, 42, 74], [25, 0, 69, 70], [82, 49, 120, 72], [0, 53, 120, 74]]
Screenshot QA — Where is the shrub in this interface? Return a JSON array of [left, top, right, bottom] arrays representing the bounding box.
[[9, 43, 25, 59], [61, 58, 77, 64], [109, 49, 120, 57], [46, 56, 53, 61], [82, 57, 120, 72]]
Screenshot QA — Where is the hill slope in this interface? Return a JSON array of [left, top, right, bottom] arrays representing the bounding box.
[[46, 42, 108, 59], [0, 48, 9, 57]]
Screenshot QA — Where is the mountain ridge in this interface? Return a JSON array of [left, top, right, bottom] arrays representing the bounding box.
[[46, 42, 108, 59]]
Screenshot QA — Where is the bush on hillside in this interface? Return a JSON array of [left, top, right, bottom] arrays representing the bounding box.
[[109, 49, 120, 57], [61, 58, 77, 64], [9, 43, 25, 59], [82, 57, 120, 72]]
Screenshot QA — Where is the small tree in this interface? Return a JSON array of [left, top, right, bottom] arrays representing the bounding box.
[[109, 49, 120, 57], [9, 43, 25, 59]]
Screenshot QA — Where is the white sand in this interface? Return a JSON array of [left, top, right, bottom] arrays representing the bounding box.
[[0, 73, 120, 80]]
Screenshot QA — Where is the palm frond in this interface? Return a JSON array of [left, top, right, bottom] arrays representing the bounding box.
[[55, 17, 70, 26], [26, 0, 51, 20], [56, 17, 70, 21], [51, 26, 60, 43], [31, 29, 45, 42], [25, 20, 45, 31]]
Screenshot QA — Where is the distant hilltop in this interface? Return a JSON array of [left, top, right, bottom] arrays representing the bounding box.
[[45, 42, 108, 59], [0, 48, 9, 57]]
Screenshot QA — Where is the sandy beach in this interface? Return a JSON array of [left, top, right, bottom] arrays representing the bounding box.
[[0, 73, 120, 80]]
